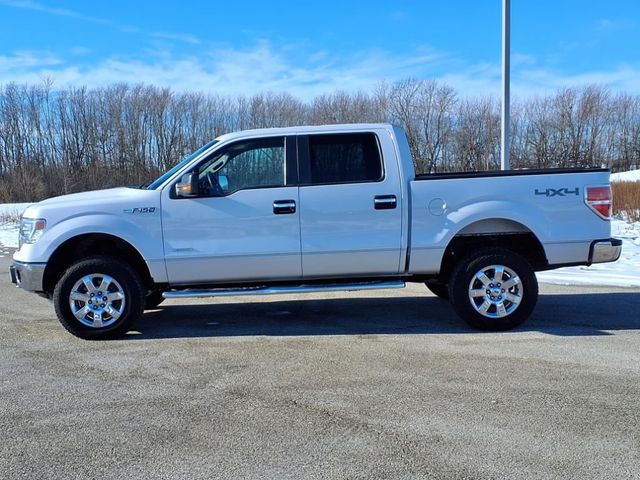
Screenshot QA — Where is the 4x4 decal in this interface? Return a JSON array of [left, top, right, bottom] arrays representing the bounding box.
[[534, 187, 579, 197]]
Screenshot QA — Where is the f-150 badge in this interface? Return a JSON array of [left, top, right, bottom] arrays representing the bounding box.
[[123, 207, 157, 214]]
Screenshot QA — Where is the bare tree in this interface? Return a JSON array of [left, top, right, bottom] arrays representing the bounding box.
[[0, 80, 638, 203]]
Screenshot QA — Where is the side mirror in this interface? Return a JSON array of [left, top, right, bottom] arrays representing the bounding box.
[[218, 175, 229, 194], [175, 172, 199, 197]]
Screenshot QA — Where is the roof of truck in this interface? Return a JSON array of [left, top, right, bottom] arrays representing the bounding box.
[[215, 123, 395, 143]]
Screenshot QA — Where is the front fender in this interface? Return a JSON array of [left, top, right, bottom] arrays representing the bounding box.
[[13, 213, 165, 281]]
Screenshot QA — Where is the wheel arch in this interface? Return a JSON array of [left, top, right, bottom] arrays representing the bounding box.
[[43, 233, 153, 294], [438, 218, 547, 282]]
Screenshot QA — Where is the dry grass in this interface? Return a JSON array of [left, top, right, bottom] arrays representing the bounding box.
[[612, 181, 640, 222]]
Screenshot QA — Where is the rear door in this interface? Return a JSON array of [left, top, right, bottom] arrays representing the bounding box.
[[298, 131, 403, 278]]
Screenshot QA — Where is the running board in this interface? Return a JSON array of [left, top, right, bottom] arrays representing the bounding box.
[[162, 280, 406, 299]]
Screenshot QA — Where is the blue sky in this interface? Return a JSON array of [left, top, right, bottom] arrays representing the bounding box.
[[1, 0, 639, 98]]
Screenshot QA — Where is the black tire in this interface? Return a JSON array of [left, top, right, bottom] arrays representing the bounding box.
[[425, 281, 449, 300], [448, 248, 538, 331], [53, 256, 145, 340], [144, 290, 165, 310]]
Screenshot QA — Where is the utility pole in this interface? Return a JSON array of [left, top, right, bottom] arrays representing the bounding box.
[[501, 0, 511, 170]]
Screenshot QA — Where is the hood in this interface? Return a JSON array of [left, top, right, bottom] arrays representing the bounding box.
[[36, 187, 145, 207], [23, 187, 160, 221]]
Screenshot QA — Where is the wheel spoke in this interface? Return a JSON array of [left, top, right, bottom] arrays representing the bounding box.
[[97, 275, 113, 294], [469, 288, 487, 298], [93, 311, 103, 328], [505, 292, 521, 305], [478, 300, 492, 314], [105, 305, 121, 320], [502, 276, 521, 290], [493, 265, 504, 283], [476, 272, 492, 287], [496, 301, 508, 318], [70, 290, 90, 302], [72, 305, 90, 321], [106, 291, 124, 302], [82, 276, 97, 294]]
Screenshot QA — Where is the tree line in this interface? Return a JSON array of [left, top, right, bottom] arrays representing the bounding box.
[[0, 79, 638, 202]]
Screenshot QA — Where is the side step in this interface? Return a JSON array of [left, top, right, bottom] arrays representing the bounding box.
[[162, 280, 406, 299]]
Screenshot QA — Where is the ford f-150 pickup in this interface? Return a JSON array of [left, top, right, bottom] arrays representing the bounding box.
[[10, 124, 622, 339]]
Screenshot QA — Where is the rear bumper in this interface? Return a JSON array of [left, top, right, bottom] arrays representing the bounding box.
[[589, 238, 622, 264], [9, 262, 46, 292]]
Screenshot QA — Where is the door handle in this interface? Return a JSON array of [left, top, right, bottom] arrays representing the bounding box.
[[273, 199, 296, 214], [374, 195, 397, 210]]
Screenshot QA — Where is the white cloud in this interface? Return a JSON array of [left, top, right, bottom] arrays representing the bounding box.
[[595, 18, 636, 32], [0, 43, 639, 100], [0, 43, 446, 98], [0, 0, 195, 41], [0, 0, 119, 27], [516, 65, 640, 96], [0, 51, 61, 71], [150, 32, 200, 45]]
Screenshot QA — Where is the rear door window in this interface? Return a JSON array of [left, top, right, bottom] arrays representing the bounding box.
[[305, 133, 383, 185]]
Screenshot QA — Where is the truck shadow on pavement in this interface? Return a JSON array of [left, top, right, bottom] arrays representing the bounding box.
[[129, 292, 640, 340]]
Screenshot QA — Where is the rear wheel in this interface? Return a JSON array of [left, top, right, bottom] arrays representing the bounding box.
[[448, 248, 538, 331], [53, 256, 144, 339], [425, 281, 449, 300]]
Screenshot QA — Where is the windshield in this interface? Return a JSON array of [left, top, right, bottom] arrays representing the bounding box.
[[146, 139, 218, 190]]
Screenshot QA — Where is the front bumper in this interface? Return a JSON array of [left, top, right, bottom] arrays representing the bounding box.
[[9, 262, 46, 292], [589, 238, 622, 264]]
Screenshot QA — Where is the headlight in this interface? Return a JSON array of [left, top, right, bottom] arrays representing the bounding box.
[[19, 218, 47, 248]]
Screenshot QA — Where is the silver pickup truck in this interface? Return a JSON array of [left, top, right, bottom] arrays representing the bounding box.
[[10, 123, 621, 339]]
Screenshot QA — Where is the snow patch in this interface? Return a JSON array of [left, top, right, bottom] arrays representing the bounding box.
[[0, 203, 31, 249], [611, 169, 640, 182], [0, 203, 32, 217]]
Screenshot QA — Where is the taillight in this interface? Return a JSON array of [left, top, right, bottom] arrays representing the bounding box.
[[585, 185, 612, 219]]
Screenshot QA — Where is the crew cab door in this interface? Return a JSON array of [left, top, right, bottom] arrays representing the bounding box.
[[161, 136, 302, 284], [298, 131, 403, 277]]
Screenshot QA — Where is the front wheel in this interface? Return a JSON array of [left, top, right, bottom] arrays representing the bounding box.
[[53, 256, 145, 339], [448, 248, 538, 331]]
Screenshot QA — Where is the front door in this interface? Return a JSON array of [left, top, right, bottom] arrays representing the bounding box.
[[161, 136, 302, 284]]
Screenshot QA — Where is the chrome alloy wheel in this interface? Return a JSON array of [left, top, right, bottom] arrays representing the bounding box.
[[69, 274, 126, 328], [467, 264, 522, 319]]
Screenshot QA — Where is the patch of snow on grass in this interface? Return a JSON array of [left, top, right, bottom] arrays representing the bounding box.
[[0, 224, 19, 251], [0, 203, 31, 249], [611, 169, 640, 182]]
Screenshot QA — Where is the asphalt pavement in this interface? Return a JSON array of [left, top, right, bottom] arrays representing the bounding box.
[[1, 253, 639, 479]]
